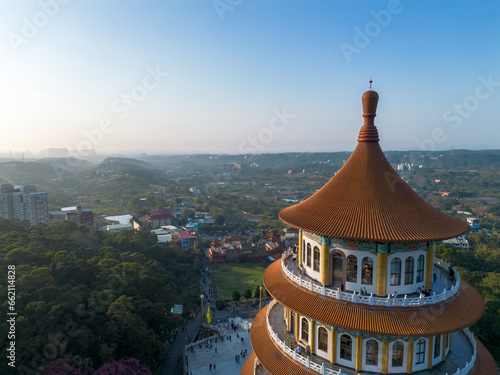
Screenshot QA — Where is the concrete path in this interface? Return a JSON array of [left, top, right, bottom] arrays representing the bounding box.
[[160, 317, 201, 375], [160, 260, 261, 375]]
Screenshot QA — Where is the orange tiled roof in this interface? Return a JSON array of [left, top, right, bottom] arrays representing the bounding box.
[[248, 302, 496, 375], [468, 339, 498, 375], [248, 307, 317, 375], [240, 352, 257, 375], [279, 91, 468, 243], [264, 260, 483, 337]]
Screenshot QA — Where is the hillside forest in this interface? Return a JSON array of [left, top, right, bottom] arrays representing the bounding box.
[[0, 219, 203, 374]]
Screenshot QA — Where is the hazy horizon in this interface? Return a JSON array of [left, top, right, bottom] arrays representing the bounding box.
[[2, 147, 500, 162], [1, 1, 499, 156]]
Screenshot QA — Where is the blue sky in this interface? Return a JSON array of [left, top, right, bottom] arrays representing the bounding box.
[[0, 0, 498, 156]]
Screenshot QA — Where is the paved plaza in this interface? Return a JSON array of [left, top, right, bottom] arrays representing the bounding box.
[[184, 317, 253, 375]]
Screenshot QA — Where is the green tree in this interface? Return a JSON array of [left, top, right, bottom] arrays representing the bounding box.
[[214, 214, 226, 225], [232, 290, 241, 301], [0, 221, 199, 372], [254, 286, 262, 298], [181, 208, 195, 220], [243, 289, 252, 299], [215, 300, 225, 310]]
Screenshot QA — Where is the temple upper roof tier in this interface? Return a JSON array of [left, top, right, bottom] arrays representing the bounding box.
[[279, 90, 468, 243]]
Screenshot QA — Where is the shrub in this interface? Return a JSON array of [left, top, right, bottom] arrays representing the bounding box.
[[254, 286, 261, 298], [215, 300, 225, 310], [232, 290, 241, 301]]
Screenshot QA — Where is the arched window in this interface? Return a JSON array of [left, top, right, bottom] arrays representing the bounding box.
[[434, 335, 441, 358], [415, 339, 426, 364], [306, 243, 311, 267], [332, 251, 344, 288], [405, 257, 414, 285], [346, 255, 357, 282], [365, 339, 378, 366], [313, 246, 320, 271], [362, 257, 373, 285], [302, 240, 305, 263], [301, 318, 309, 342], [392, 341, 404, 367], [318, 327, 328, 352], [416, 255, 425, 283], [340, 334, 352, 361], [390, 257, 401, 286]]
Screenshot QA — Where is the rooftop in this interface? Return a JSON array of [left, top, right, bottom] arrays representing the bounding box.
[[245, 302, 495, 375], [279, 91, 468, 243], [263, 259, 483, 337]]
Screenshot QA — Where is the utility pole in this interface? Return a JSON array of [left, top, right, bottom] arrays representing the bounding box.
[[259, 287, 263, 311], [200, 294, 204, 327]]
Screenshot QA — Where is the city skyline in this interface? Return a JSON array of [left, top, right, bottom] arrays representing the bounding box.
[[0, 0, 499, 156]]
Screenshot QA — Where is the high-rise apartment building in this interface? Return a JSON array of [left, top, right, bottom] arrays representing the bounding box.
[[0, 184, 49, 225]]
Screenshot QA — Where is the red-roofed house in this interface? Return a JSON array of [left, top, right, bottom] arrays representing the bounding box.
[[265, 243, 285, 261], [145, 209, 173, 229], [207, 248, 226, 263], [65, 205, 94, 228], [178, 230, 197, 248]]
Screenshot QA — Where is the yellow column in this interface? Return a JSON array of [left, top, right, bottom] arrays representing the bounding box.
[[298, 231, 303, 266], [310, 320, 316, 354], [425, 246, 434, 290], [381, 338, 389, 374], [406, 339, 414, 374], [330, 329, 337, 364], [355, 334, 363, 371], [321, 243, 330, 285], [441, 334, 446, 361], [295, 313, 300, 342], [376, 251, 388, 296], [427, 336, 433, 369], [285, 308, 290, 331]]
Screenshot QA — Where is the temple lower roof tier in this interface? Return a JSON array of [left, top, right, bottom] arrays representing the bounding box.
[[245, 305, 497, 375], [264, 260, 483, 337]]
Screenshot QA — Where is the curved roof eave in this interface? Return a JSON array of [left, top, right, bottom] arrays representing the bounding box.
[[279, 91, 468, 243], [263, 260, 483, 337]]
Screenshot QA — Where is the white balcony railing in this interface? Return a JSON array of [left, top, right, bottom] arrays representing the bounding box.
[[450, 328, 477, 375], [264, 299, 477, 375], [265, 299, 345, 375], [281, 250, 460, 308]]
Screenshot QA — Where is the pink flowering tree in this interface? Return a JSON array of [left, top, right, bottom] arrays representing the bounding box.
[[91, 358, 151, 375], [45, 358, 82, 375]]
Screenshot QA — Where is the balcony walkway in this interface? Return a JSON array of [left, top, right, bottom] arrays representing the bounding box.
[[284, 255, 456, 301], [268, 303, 474, 375]]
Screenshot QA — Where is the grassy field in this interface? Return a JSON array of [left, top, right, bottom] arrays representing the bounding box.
[[211, 262, 269, 302]]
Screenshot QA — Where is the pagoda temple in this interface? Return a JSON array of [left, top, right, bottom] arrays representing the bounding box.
[[242, 90, 497, 374]]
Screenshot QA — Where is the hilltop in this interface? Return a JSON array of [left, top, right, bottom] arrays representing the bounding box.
[[0, 149, 499, 230]]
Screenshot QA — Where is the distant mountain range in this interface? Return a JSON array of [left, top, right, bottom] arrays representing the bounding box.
[[1, 150, 499, 186]]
